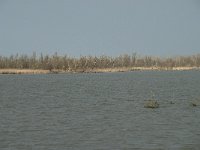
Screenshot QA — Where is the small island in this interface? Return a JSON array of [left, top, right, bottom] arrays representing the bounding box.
[[0, 53, 200, 74]]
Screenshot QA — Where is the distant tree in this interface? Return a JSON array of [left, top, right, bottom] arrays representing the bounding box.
[[0, 53, 200, 70]]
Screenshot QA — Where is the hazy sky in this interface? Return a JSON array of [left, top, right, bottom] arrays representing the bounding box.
[[0, 0, 200, 56]]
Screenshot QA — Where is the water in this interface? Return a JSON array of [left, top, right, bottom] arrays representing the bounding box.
[[0, 71, 200, 150]]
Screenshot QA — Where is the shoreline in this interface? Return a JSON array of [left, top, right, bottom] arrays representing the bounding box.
[[0, 67, 199, 74]]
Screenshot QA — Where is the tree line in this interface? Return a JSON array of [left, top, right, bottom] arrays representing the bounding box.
[[0, 52, 200, 71]]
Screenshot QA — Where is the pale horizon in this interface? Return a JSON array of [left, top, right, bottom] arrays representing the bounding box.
[[1, 0, 200, 57]]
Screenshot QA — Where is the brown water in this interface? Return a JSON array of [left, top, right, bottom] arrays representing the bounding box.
[[0, 71, 200, 150]]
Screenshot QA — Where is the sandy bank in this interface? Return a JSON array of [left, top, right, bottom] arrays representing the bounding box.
[[0, 67, 199, 74], [0, 69, 50, 74], [86, 67, 200, 72]]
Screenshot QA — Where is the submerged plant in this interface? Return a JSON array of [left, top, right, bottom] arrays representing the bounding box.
[[144, 100, 159, 108], [144, 91, 159, 108], [191, 99, 199, 107]]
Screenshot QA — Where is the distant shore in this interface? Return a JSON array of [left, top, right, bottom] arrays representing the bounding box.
[[0, 67, 199, 74], [0, 69, 50, 74]]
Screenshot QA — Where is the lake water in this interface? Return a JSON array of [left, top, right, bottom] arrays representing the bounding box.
[[0, 71, 200, 150]]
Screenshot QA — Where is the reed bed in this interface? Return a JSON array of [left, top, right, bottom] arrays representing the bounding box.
[[0, 53, 200, 74]]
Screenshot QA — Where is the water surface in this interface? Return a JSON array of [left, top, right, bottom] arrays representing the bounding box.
[[0, 71, 200, 149]]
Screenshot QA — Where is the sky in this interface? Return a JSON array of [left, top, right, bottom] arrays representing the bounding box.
[[0, 0, 200, 57]]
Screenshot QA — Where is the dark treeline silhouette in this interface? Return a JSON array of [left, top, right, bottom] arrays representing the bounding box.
[[0, 52, 200, 71]]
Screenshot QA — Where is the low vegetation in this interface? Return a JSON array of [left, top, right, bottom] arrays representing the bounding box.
[[144, 100, 159, 108], [0, 53, 200, 72]]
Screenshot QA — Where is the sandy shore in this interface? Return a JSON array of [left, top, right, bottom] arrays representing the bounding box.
[[85, 67, 200, 73], [0, 67, 199, 74], [82, 67, 200, 73], [0, 69, 50, 74]]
